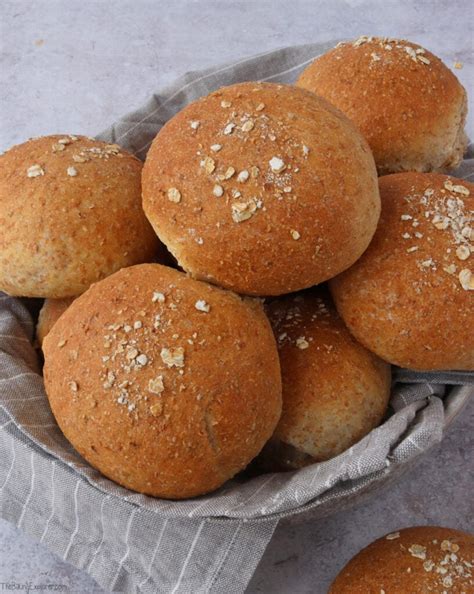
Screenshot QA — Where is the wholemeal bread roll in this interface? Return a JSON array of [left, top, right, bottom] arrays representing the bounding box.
[[37, 298, 75, 347], [43, 263, 282, 499], [261, 290, 390, 469], [142, 82, 380, 296], [330, 173, 474, 370], [0, 135, 160, 298], [330, 526, 474, 593], [297, 37, 468, 175]]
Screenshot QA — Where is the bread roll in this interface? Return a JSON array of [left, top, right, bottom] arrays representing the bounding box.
[[142, 82, 380, 296], [43, 263, 282, 499], [297, 37, 468, 175], [330, 526, 474, 592], [330, 173, 474, 370], [262, 290, 390, 469], [37, 298, 75, 346], [0, 135, 160, 298]]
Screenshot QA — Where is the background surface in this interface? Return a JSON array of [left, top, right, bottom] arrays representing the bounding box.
[[0, 1, 473, 592]]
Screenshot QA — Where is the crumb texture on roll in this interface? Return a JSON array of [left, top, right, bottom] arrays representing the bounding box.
[[142, 82, 380, 296], [297, 37, 468, 175], [42, 263, 282, 499], [262, 290, 390, 469], [330, 173, 474, 371], [37, 297, 75, 346], [329, 526, 474, 593], [0, 135, 160, 298]]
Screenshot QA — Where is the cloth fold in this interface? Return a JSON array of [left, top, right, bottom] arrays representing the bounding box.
[[1, 41, 473, 593]]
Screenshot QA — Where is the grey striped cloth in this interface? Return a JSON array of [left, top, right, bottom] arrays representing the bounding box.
[[1, 42, 473, 594]]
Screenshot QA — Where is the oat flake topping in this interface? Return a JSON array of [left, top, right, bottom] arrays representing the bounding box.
[[167, 187, 181, 203], [152, 291, 165, 303], [223, 122, 235, 135], [296, 337, 309, 350], [27, 164, 44, 178], [213, 184, 224, 197], [386, 532, 400, 540], [459, 269, 474, 290], [237, 170, 249, 183], [444, 180, 470, 196], [269, 156, 285, 173], [195, 300, 210, 313], [408, 544, 427, 560], [160, 347, 185, 368], [148, 375, 165, 394], [241, 119, 254, 132], [231, 198, 261, 223], [201, 156, 216, 174], [400, 183, 473, 290], [290, 230, 301, 240]]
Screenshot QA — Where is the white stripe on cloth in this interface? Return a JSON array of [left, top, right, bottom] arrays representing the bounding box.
[[170, 521, 206, 594], [138, 518, 169, 591], [406, 435, 426, 453], [110, 507, 139, 590], [308, 464, 323, 490], [258, 54, 317, 81], [0, 314, 33, 325], [87, 495, 111, 572], [0, 372, 38, 384], [227, 475, 278, 512], [207, 523, 242, 592], [63, 481, 81, 560], [40, 462, 56, 543], [17, 450, 35, 528], [0, 436, 16, 491], [188, 487, 233, 518], [0, 334, 30, 342], [20, 423, 58, 429], [2, 395, 44, 403]]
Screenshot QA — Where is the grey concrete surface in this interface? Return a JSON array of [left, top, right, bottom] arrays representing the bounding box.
[[0, 1, 473, 592]]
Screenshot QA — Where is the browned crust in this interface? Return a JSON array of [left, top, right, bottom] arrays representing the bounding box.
[[329, 526, 474, 592], [43, 263, 282, 499], [263, 289, 390, 468], [330, 172, 474, 370], [0, 135, 161, 298], [142, 82, 380, 296], [37, 297, 75, 346], [297, 37, 468, 175]]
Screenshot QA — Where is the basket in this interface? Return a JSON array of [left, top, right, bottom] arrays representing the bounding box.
[[1, 41, 472, 594]]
